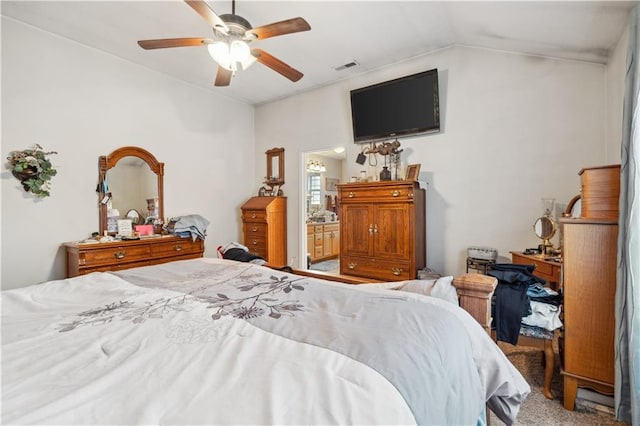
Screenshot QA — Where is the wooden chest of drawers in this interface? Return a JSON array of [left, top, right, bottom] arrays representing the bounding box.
[[338, 181, 425, 281], [64, 236, 204, 277], [560, 218, 617, 410], [241, 196, 287, 266]]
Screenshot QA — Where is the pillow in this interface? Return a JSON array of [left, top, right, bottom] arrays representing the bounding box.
[[397, 276, 459, 305]]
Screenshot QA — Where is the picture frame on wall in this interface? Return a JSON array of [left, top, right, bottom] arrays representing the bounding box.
[[405, 164, 421, 181], [325, 177, 339, 191]]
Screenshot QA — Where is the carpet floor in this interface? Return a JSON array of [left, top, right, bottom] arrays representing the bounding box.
[[490, 340, 627, 425]]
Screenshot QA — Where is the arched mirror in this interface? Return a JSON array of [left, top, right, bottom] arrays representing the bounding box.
[[98, 146, 164, 235], [533, 216, 557, 254]]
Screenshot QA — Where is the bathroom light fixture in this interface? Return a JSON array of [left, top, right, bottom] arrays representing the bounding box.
[[306, 160, 326, 173]]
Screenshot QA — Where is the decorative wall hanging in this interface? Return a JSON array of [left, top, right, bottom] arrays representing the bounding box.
[[6, 144, 57, 197]]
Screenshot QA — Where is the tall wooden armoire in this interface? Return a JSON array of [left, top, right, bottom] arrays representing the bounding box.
[[338, 180, 425, 281]]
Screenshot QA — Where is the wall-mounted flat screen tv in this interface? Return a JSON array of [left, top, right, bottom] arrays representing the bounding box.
[[350, 69, 440, 143]]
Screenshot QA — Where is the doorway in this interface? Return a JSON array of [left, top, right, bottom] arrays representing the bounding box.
[[301, 148, 346, 274]]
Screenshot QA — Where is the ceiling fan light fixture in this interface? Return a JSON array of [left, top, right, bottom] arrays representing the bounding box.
[[208, 41, 233, 70], [230, 40, 250, 62], [240, 54, 257, 70]]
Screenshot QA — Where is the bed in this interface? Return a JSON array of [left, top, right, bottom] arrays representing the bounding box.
[[2, 258, 530, 425]]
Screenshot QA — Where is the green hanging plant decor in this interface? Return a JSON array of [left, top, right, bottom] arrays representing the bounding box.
[[7, 144, 58, 198]]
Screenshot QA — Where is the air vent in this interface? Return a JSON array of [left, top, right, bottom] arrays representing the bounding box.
[[334, 60, 359, 71]]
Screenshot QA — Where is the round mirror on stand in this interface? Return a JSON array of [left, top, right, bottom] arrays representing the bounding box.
[[533, 216, 557, 254]]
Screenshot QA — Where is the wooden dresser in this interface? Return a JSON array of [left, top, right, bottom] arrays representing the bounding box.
[[307, 222, 340, 263], [510, 251, 562, 290], [560, 218, 617, 410], [64, 236, 204, 277], [240, 196, 287, 266], [338, 181, 425, 281]]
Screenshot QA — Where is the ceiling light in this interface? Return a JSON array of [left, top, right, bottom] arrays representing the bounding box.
[[333, 147, 345, 154], [208, 41, 233, 71], [208, 39, 254, 72], [230, 40, 250, 62]]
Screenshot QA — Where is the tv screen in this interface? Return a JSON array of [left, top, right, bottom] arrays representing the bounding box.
[[350, 69, 440, 143]]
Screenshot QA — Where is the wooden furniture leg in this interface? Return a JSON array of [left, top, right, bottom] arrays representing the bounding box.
[[563, 375, 578, 410], [542, 338, 554, 399]]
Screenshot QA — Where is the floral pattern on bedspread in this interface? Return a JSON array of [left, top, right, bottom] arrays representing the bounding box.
[[57, 264, 307, 332]]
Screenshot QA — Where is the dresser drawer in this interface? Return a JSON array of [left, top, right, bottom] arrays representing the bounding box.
[[340, 186, 415, 203], [242, 210, 267, 222], [151, 239, 202, 258], [245, 223, 267, 235], [323, 223, 340, 232], [341, 255, 412, 281], [81, 245, 152, 267], [245, 235, 267, 251]]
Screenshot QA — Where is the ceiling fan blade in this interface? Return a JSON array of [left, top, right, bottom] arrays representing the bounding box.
[[138, 38, 213, 49], [248, 17, 311, 40], [185, 0, 229, 34], [252, 48, 303, 82], [215, 67, 233, 87]]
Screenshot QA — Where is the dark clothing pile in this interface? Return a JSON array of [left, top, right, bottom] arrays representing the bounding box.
[[489, 263, 560, 344], [218, 242, 266, 265]]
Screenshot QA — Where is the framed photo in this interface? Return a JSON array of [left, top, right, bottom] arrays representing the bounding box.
[[325, 177, 339, 191], [405, 164, 421, 181]]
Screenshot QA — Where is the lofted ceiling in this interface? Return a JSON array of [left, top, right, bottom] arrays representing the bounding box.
[[1, 1, 635, 105]]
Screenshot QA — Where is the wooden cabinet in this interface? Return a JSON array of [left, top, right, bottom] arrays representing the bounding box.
[[338, 181, 425, 281], [241, 196, 287, 266], [64, 236, 204, 277], [560, 218, 617, 410], [307, 222, 340, 263], [510, 251, 562, 290]]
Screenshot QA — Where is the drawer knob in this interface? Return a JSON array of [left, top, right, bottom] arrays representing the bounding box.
[[114, 251, 126, 259], [348, 191, 355, 198], [252, 240, 258, 245], [251, 213, 257, 219], [392, 267, 403, 276], [348, 262, 356, 270], [369, 224, 374, 235], [174, 245, 183, 251], [252, 226, 258, 232], [391, 190, 401, 197]]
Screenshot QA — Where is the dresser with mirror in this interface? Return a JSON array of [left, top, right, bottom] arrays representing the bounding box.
[[63, 146, 204, 277]]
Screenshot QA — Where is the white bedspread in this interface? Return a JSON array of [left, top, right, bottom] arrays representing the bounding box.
[[1, 258, 529, 425]]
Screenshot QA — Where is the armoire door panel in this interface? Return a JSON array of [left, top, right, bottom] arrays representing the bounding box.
[[374, 204, 411, 259], [342, 204, 372, 257]]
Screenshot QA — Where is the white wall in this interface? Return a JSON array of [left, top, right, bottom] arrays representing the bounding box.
[[606, 24, 630, 163], [1, 18, 255, 289], [255, 45, 609, 276]]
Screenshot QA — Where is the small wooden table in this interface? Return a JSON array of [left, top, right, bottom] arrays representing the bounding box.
[[510, 251, 562, 290]]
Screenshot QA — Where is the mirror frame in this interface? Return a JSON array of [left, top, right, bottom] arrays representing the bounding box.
[[533, 216, 557, 240], [98, 146, 164, 235], [265, 147, 285, 186]]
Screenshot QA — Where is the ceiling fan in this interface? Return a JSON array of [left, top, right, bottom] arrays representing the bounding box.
[[138, 0, 311, 87]]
